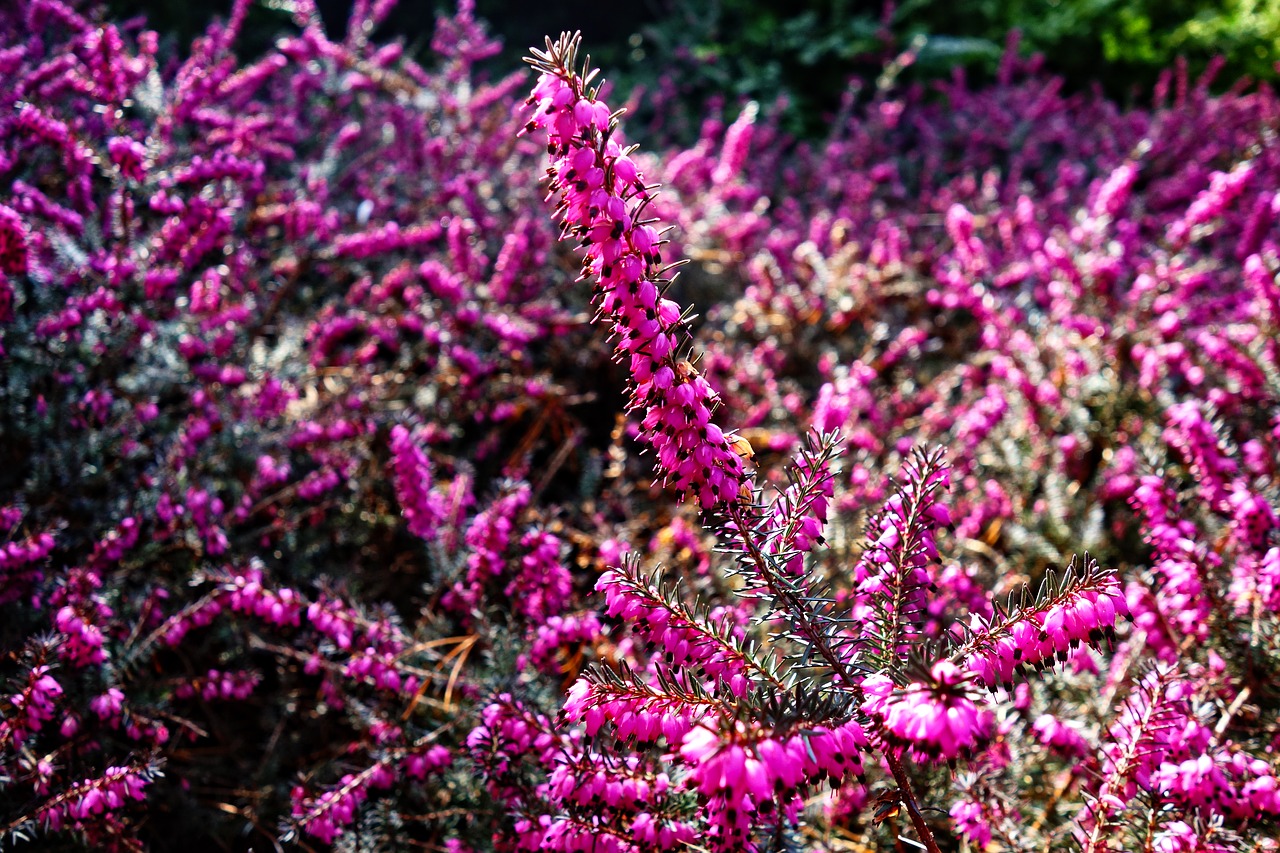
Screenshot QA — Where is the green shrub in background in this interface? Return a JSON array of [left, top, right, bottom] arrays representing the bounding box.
[[903, 0, 1280, 87], [614, 0, 1280, 139]]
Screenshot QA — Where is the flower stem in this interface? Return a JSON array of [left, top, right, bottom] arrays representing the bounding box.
[[885, 749, 942, 853]]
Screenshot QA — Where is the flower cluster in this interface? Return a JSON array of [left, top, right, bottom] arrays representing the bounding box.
[[954, 557, 1130, 690], [31, 763, 157, 841], [597, 561, 756, 696], [863, 662, 993, 763], [2, 664, 62, 749], [0, 526, 55, 601], [525, 612, 603, 675], [288, 744, 450, 847], [523, 36, 752, 508], [389, 424, 447, 540]]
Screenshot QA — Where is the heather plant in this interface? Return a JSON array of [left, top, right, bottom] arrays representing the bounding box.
[[2, 1, 1280, 852]]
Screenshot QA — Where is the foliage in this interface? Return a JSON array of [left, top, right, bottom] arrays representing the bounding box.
[[899, 0, 1280, 89], [617, 0, 1280, 139], [1, 0, 1279, 851]]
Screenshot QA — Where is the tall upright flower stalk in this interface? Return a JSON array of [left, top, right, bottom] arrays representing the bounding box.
[[522, 35, 753, 510], [521, 35, 948, 849]]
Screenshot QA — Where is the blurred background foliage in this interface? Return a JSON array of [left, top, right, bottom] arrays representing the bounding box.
[[105, 0, 1280, 137]]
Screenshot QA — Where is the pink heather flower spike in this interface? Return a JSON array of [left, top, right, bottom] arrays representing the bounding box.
[[521, 34, 752, 509], [951, 554, 1129, 691]]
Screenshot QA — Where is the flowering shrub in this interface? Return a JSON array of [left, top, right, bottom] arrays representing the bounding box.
[[1, 1, 1279, 851]]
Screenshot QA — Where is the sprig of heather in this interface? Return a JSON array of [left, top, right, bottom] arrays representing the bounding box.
[[441, 480, 575, 622], [949, 554, 1130, 691], [1075, 665, 1187, 852], [4, 758, 161, 847], [0, 521, 55, 603], [563, 665, 714, 743], [521, 33, 753, 509], [1128, 474, 1216, 659], [389, 424, 447, 540], [564, 666, 872, 850], [845, 446, 952, 675], [1163, 402, 1239, 509], [544, 750, 695, 849], [285, 732, 452, 845], [675, 716, 868, 849], [526, 612, 604, 676], [0, 645, 62, 752], [757, 430, 839, 577], [596, 556, 784, 697]]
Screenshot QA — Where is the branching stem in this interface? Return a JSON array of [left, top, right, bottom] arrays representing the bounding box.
[[726, 502, 941, 853]]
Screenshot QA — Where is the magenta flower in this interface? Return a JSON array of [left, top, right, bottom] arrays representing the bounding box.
[[522, 35, 752, 508], [953, 555, 1129, 690], [864, 662, 992, 763], [0, 203, 28, 274]]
